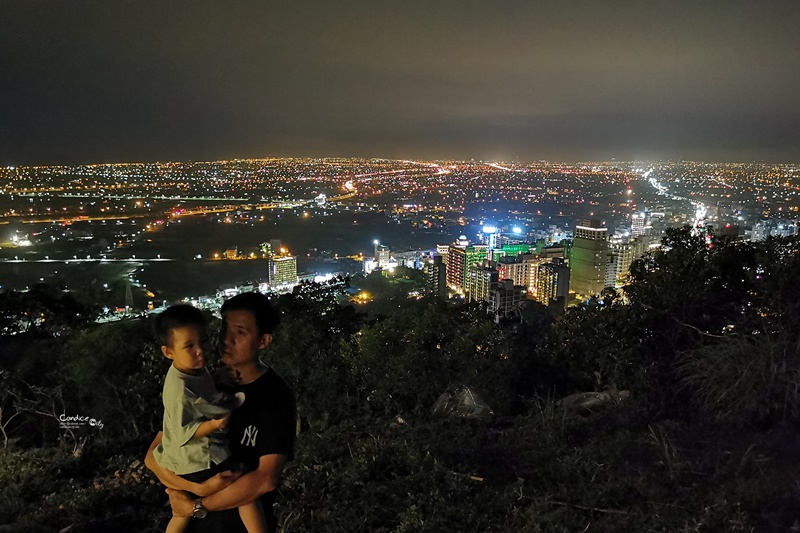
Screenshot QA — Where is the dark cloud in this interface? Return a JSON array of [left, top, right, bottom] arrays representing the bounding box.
[[2, 0, 799, 164]]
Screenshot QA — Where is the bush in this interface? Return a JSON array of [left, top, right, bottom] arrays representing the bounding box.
[[678, 335, 800, 424]]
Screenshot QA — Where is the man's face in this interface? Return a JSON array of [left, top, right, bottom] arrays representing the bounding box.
[[162, 325, 206, 374], [221, 309, 270, 369]]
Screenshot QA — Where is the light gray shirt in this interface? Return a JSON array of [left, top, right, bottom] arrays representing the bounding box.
[[153, 365, 231, 475]]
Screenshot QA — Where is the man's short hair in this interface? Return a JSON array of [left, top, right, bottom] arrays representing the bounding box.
[[221, 292, 281, 336], [154, 304, 207, 347]]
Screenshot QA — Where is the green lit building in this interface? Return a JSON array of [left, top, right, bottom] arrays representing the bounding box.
[[446, 243, 489, 294], [491, 243, 533, 260]]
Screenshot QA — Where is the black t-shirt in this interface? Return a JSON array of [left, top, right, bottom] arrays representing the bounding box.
[[187, 368, 296, 533]]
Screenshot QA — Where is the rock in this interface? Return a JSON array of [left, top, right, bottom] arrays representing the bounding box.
[[432, 387, 494, 419], [558, 390, 630, 411]]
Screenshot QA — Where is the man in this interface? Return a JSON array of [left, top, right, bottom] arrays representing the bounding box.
[[145, 292, 296, 532]]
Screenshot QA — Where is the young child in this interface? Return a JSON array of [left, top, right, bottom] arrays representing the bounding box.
[[153, 304, 265, 533]]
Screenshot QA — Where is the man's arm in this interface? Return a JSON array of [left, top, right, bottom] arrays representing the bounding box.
[[144, 432, 240, 496], [167, 453, 288, 517]]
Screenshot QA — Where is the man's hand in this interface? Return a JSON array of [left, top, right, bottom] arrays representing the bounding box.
[[194, 470, 242, 497], [166, 488, 194, 518]]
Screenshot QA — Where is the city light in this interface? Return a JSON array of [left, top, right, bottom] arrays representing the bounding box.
[[2, 157, 798, 317]]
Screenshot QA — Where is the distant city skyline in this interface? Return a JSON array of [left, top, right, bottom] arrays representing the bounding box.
[[3, 1, 800, 166], [2, 157, 798, 303]]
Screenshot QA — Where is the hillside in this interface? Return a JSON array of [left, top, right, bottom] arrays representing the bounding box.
[[1, 227, 799, 532]]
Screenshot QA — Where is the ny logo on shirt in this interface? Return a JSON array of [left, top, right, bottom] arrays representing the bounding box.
[[241, 425, 258, 447]]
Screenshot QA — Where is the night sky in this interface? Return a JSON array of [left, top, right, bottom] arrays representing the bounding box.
[[3, 0, 800, 165]]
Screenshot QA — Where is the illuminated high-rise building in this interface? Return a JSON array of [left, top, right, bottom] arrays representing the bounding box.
[[540, 243, 567, 260], [497, 252, 537, 291], [436, 244, 450, 267], [497, 256, 525, 287], [609, 234, 654, 287], [536, 258, 570, 309], [446, 239, 488, 294], [604, 252, 618, 289], [268, 253, 298, 286], [425, 255, 447, 301], [570, 219, 608, 297], [467, 263, 498, 303], [376, 244, 391, 268], [631, 213, 647, 237], [482, 225, 498, 254], [446, 240, 467, 290]]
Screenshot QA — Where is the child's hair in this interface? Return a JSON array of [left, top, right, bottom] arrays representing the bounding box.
[[154, 304, 207, 347], [221, 292, 281, 336]]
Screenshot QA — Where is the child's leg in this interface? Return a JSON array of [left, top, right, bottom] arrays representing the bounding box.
[[165, 516, 191, 533], [238, 500, 266, 533]]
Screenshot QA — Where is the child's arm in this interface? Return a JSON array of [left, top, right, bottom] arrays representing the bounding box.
[[192, 415, 228, 439], [144, 431, 241, 496]]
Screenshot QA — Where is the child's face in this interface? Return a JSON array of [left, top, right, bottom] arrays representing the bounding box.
[[162, 325, 207, 373]]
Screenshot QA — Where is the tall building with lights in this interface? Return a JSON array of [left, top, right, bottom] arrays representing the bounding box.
[[497, 256, 526, 288], [482, 226, 499, 253], [609, 234, 655, 287], [376, 244, 391, 269], [446, 239, 488, 294], [570, 219, 608, 297], [497, 253, 538, 292], [529, 245, 566, 295], [540, 244, 567, 260], [604, 252, 617, 289], [446, 238, 468, 290], [268, 253, 298, 286], [631, 213, 647, 237], [436, 244, 450, 267], [536, 258, 570, 309], [467, 263, 499, 303], [425, 255, 447, 301]]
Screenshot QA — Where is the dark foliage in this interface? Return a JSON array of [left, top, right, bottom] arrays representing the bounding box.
[[2, 234, 800, 531]]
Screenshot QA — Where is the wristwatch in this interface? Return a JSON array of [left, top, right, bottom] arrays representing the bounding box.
[[192, 498, 208, 519]]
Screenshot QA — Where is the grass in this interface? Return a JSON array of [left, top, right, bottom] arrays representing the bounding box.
[[678, 334, 800, 424]]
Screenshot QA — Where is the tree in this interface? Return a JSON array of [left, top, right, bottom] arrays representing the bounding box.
[[351, 302, 508, 417], [60, 318, 164, 444], [270, 282, 365, 428], [0, 370, 22, 448], [0, 284, 93, 337]]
